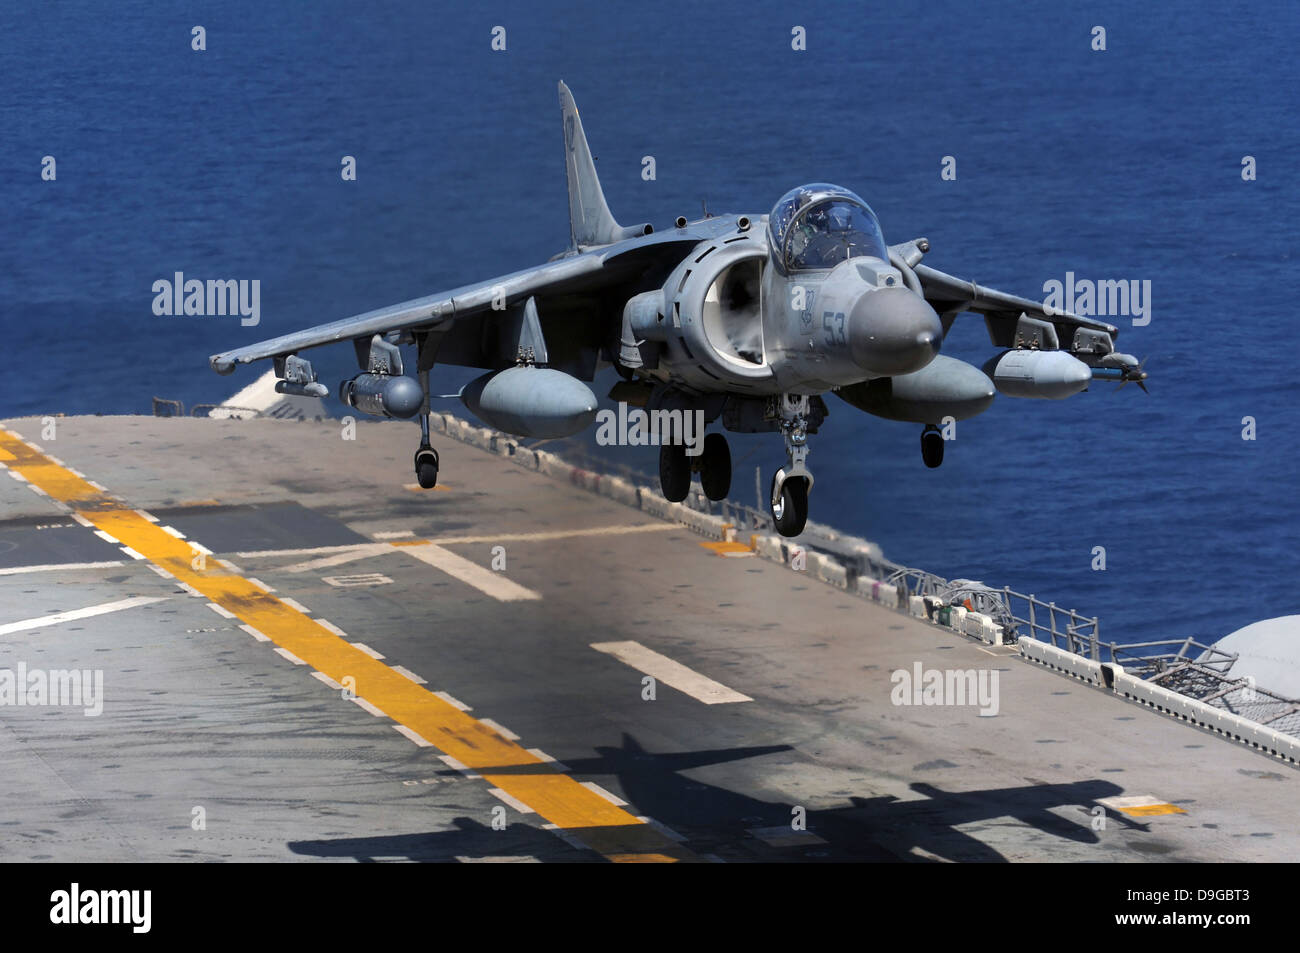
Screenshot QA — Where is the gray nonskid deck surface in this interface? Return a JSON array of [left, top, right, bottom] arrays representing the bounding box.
[[0, 415, 1291, 862]]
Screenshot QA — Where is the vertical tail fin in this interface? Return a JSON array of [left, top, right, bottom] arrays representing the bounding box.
[[558, 81, 651, 249]]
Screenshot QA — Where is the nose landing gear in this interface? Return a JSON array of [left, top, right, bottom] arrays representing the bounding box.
[[769, 393, 814, 538]]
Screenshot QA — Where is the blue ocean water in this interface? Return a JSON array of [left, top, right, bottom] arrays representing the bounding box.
[[2, 1, 1297, 645]]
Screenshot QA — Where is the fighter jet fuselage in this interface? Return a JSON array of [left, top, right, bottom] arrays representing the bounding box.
[[210, 83, 1147, 538]]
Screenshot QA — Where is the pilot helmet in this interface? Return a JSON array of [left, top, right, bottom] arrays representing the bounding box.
[[827, 204, 853, 231]]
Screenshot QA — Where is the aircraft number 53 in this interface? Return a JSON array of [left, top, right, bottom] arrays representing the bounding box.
[[823, 311, 846, 347]]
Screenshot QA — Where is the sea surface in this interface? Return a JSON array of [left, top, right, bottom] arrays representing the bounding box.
[[2, 1, 1298, 647]]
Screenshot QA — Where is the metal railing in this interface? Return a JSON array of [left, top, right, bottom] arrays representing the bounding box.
[[190, 403, 260, 419], [880, 572, 1103, 652], [153, 398, 263, 419], [151, 397, 185, 417], [1003, 588, 1101, 657], [1108, 637, 1237, 678]]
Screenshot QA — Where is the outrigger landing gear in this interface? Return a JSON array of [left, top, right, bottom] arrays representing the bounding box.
[[770, 394, 814, 538], [414, 365, 439, 489], [921, 424, 944, 469]]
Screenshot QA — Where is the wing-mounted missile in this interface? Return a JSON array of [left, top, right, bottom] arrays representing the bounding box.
[[982, 320, 1149, 400], [460, 366, 597, 439], [835, 354, 994, 423], [271, 354, 330, 398], [1067, 326, 1150, 392], [1088, 353, 1149, 391]]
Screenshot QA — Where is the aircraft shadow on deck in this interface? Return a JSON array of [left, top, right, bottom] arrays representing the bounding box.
[[287, 733, 1150, 862]]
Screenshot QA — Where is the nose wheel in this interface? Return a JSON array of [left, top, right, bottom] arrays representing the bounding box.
[[769, 394, 814, 538], [921, 425, 944, 468], [771, 472, 809, 538]]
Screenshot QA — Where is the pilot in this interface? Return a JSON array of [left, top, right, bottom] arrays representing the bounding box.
[[796, 202, 852, 268], [787, 199, 826, 265], [826, 204, 853, 232]]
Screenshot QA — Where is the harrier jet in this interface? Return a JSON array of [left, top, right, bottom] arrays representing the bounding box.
[[210, 82, 1147, 537]]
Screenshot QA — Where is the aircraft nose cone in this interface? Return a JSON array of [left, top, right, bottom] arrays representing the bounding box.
[[848, 288, 944, 376]]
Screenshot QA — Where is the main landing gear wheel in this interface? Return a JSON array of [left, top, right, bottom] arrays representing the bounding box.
[[415, 447, 440, 489], [921, 425, 944, 469], [771, 473, 809, 538], [659, 442, 690, 502], [699, 432, 732, 501]]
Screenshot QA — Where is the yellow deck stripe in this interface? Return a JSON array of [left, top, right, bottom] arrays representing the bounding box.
[[0, 427, 690, 862], [699, 541, 755, 557], [1117, 804, 1186, 817]]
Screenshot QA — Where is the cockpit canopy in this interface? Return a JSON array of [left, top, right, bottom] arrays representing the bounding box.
[[767, 183, 888, 275]]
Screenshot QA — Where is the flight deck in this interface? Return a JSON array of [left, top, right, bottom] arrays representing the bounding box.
[[0, 413, 1293, 862]]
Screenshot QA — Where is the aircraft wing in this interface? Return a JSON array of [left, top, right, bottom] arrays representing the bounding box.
[[208, 224, 730, 375], [913, 262, 1120, 349], [209, 252, 610, 374]]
